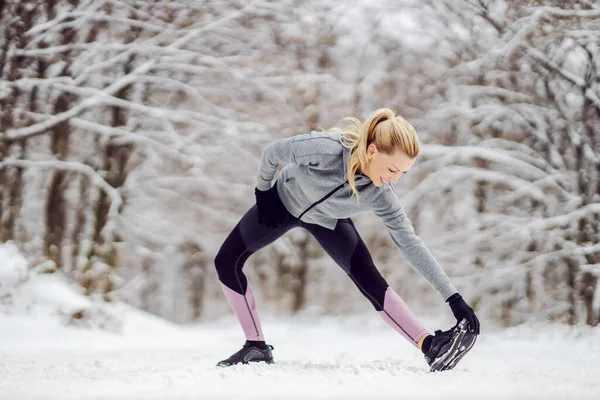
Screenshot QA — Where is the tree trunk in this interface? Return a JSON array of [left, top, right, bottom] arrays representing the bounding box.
[[69, 175, 90, 276], [44, 93, 72, 266], [291, 232, 309, 313], [87, 52, 135, 296], [0, 2, 34, 243]]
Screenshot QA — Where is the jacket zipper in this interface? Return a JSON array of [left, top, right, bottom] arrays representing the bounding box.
[[298, 180, 348, 220]]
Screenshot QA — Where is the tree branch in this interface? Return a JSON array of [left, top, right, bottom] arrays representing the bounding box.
[[0, 158, 123, 245]]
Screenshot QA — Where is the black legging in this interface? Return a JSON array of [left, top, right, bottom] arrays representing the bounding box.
[[215, 193, 389, 312]]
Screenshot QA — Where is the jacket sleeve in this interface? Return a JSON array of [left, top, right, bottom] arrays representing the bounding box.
[[372, 188, 458, 301], [255, 132, 337, 191]]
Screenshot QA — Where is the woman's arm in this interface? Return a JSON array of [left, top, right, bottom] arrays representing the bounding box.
[[371, 188, 458, 301]]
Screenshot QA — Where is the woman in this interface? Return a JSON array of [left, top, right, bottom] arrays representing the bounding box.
[[214, 108, 480, 372]]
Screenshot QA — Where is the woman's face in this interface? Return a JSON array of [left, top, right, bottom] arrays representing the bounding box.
[[362, 143, 416, 187]]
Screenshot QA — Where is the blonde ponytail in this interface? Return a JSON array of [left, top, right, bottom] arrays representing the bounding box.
[[329, 108, 420, 203]]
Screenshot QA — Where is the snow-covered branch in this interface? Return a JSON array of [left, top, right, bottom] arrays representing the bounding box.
[[5, 1, 265, 143], [69, 118, 204, 167], [523, 243, 600, 269], [24, 0, 98, 38], [525, 47, 600, 111], [525, 203, 600, 233], [14, 44, 201, 60], [420, 144, 555, 181], [534, 6, 600, 19], [0, 158, 122, 244]]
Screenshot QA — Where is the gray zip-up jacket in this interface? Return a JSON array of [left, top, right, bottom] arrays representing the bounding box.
[[256, 131, 458, 301]]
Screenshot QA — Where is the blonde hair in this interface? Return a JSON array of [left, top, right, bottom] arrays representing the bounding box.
[[329, 108, 420, 201]]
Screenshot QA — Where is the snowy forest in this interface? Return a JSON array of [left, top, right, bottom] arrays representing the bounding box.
[[1, 0, 599, 328]]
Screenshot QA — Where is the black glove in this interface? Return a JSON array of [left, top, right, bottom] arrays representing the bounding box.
[[254, 186, 287, 229], [447, 293, 480, 335]]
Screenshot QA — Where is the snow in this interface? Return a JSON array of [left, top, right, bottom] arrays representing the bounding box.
[[1, 311, 599, 400], [0, 243, 28, 293], [0, 240, 598, 400]]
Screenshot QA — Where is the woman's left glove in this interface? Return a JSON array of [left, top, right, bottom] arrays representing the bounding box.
[[447, 293, 480, 334], [254, 186, 287, 229]]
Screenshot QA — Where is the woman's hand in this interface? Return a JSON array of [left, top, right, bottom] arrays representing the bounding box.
[[254, 186, 287, 229], [447, 293, 480, 334]]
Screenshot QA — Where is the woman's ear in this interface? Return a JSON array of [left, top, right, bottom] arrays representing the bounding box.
[[367, 143, 377, 160]]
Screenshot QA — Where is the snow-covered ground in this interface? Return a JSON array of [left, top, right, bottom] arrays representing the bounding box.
[[1, 243, 599, 400], [1, 308, 599, 400]]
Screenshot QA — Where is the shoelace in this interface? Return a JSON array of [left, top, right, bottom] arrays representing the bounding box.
[[450, 324, 462, 337], [433, 323, 462, 342]]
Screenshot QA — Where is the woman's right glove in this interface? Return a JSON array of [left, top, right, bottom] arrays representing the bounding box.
[[254, 186, 287, 229], [447, 293, 480, 334]]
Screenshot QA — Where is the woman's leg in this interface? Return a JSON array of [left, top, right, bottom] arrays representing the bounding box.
[[303, 218, 429, 347], [215, 202, 297, 341]]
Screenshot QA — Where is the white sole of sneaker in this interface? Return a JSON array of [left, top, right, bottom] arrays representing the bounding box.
[[444, 332, 477, 371], [429, 328, 467, 372]]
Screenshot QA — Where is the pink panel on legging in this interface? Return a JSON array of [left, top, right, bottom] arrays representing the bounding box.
[[377, 287, 429, 346], [220, 282, 264, 341]]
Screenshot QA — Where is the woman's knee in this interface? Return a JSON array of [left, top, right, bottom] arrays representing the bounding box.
[[348, 259, 389, 310], [214, 226, 248, 279], [357, 278, 389, 311]]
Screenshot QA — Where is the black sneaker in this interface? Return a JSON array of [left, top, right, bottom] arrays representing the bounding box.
[[216, 341, 274, 367], [424, 319, 476, 372]]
